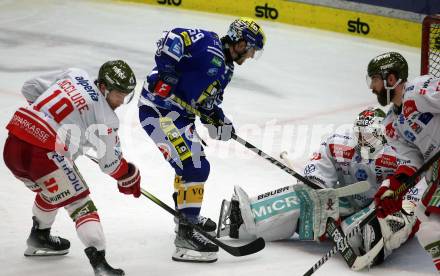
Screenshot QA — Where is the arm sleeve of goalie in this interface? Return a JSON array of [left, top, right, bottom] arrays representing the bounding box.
[[303, 134, 340, 189]]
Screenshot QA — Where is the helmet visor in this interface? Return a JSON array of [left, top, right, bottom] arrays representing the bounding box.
[[365, 74, 383, 88], [123, 90, 135, 105], [245, 44, 264, 60]]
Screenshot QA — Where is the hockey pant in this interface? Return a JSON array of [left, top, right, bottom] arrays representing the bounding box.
[[139, 105, 209, 218], [232, 184, 339, 241], [3, 134, 106, 250]]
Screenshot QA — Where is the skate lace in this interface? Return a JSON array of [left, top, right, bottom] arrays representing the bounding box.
[[49, 235, 61, 244], [192, 230, 210, 245], [198, 216, 208, 226]]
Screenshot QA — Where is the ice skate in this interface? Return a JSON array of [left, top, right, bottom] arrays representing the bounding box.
[[217, 197, 243, 239], [85, 246, 125, 276], [24, 216, 70, 257]]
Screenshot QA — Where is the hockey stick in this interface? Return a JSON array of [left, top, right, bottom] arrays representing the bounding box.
[[304, 149, 440, 275], [303, 211, 380, 276], [170, 95, 322, 190], [84, 154, 265, 257]]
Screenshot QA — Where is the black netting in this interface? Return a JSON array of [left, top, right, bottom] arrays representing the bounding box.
[[429, 23, 440, 78]]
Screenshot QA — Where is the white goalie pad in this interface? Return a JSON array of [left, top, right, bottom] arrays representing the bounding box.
[[232, 181, 370, 242], [234, 185, 301, 241]]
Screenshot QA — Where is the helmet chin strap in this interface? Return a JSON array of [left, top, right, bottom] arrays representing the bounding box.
[[104, 89, 110, 99], [385, 78, 402, 105]]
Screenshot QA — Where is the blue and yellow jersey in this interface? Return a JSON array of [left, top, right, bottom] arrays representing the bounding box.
[[139, 28, 234, 117]]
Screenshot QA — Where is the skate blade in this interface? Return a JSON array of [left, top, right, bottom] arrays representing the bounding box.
[[172, 247, 217, 263], [24, 246, 69, 257], [217, 199, 231, 238]]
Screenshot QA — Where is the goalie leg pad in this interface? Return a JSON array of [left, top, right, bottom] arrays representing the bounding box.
[[233, 185, 301, 241], [342, 201, 417, 269], [417, 215, 440, 271], [293, 184, 339, 240]]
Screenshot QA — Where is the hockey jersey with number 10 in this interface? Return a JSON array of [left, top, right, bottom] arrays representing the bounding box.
[[6, 68, 129, 179]]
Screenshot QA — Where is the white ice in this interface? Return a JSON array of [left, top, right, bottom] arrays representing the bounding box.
[[0, 0, 435, 275]]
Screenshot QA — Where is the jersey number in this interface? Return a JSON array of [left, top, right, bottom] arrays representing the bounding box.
[[34, 90, 74, 123], [188, 29, 204, 43]]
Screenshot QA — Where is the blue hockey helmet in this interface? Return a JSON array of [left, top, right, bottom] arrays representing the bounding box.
[[227, 17, 266, 51]]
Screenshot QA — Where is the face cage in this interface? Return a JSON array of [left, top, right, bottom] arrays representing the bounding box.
[[354, 125, 385, 155]]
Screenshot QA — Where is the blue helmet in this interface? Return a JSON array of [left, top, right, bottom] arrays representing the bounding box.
[[227, 17, 266, 50]]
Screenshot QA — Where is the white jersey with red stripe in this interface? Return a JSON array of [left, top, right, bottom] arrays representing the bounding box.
[[6, 68, 127, 178], [383, 75, 440, 169], [304, 130, 398, 215]]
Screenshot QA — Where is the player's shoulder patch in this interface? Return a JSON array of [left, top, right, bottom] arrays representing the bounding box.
[[163, 32, 185, 61]]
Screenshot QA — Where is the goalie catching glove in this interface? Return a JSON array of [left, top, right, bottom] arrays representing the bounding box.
[[114, 161, 141, 198]]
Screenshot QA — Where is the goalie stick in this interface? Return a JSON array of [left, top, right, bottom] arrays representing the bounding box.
[[303, 149, 440, 275], [170, 95, 322, 189], [85, 154, 265, 257]]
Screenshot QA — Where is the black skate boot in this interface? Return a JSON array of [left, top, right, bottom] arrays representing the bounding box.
[[85, 247, 125, 276], [24, 216, 70, 257], [217, 198, 243, 239], [172, 221, 219, 263], [174, 215, 217, 234], [172, 192, 217, 233]]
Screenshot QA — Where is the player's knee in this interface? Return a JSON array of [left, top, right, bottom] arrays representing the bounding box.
[[65, 197, 99, 227], [66, 197, 106, 250], [181, 157, 210, 182]]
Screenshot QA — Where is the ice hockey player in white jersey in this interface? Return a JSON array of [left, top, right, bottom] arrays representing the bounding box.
[[368, 52, 440, 271], [217, 108, 421, 269], [3, 60, 140, 276]]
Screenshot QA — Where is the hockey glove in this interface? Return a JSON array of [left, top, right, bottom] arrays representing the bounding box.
[[116, 162, 141, 198], [148, 73, 178, 99], [201, 107, 235, 141], [374, 166, 416, 218]]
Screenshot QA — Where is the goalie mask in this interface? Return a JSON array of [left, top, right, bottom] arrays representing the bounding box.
[[353, 108, 387, 159]]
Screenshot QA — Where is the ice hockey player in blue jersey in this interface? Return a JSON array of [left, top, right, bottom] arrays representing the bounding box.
[[138, 18, 266, 263]]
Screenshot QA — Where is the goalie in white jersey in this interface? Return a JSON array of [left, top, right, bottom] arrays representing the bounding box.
[[368, 52, 440, 271], [3, 60, 141, 276], [217, 108, 421, 270]]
